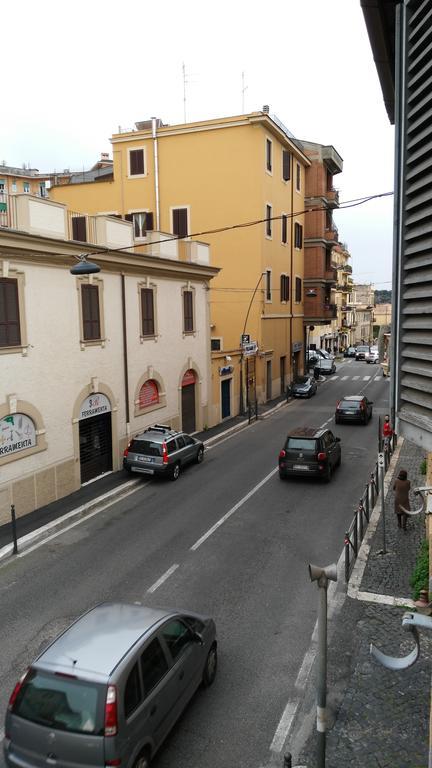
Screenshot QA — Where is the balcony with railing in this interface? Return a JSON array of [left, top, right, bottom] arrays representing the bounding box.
[[324, 188, 340, 208], [324, 226, 339, 244]]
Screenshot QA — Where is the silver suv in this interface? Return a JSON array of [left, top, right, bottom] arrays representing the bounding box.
[[4, 603, 217, 768], [123, 424, 204, 480]]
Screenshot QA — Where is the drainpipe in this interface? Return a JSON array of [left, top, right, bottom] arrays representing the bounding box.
[[121, 274, 130, 436], [152, 117, 160, 230], [290, 162, 294, 381]]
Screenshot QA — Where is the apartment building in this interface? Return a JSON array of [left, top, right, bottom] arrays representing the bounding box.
[[351, 283, 375, 344], [49, 111, 311, 421], [301, 141, 343, 355], [332, 243, 355, 350], [0, 194, 217, 523]]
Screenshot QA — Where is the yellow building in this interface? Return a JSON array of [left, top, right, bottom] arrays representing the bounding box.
[[50, 112, 310, 424]]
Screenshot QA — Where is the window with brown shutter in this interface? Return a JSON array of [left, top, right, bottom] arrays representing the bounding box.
[[81, 285, 101, 340], [129, 149, 145, 176], [173, 208, 188, 238], [0, 278, 21, 347], [282, 214, 287, 244], [295, 277, 302, 303], [266, 205, 272, 237], [282, 150, 291, 182], [266, 139, 272, 172], [141, 288, 155, 336], [296, 162, 301, 192], [280, 275, 290, 302], [294, 222, 303, 248], [72, 215, 87, 242], [183, 290, 194, 333]]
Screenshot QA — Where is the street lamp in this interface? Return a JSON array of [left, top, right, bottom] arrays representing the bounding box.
[[70, 254, 101, 275]]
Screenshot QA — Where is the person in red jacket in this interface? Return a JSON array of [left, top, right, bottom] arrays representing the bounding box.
[[383, 414, 393, 449]]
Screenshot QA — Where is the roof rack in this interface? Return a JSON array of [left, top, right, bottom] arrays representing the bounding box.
[[145, 424, 174, 434]]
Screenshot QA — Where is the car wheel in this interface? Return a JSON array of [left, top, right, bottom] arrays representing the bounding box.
[[323, 463, 332, 483], [335, 415, 340, 424], [336, 452, 341, 468], [202, 644, 217, 687], [196, 447, 204, 464], [171, 462, 180, 481], [134, 749, 151, 768], [124, 466, 132, 474]]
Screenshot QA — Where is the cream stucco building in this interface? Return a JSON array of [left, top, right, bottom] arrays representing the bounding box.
[[0, 194, 217, 523]]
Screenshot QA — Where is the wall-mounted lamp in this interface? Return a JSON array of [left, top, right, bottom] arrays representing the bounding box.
[[306, 288, 318, 297], [70, 254, 101, 275]]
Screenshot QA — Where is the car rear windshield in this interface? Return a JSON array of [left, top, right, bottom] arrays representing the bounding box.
[[357, 346, 369, 352], [286, 438, 318, 451], [12, 669, 105, 736], [130, 439, 163, 457], [339, 400, 360, 410]]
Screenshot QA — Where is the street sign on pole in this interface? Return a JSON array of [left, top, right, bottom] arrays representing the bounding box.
[[243, 341, 258, 356]]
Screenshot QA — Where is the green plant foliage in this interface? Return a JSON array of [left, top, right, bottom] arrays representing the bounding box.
[[410, 539, 429, 600], [420, 458, 427, 475]]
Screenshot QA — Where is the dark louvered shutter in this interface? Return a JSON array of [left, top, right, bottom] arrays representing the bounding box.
[[173, 208, 188, 238], [124, 214, 133, 222], [282, 215, 287, 244], [72, 216, 87, 242], [145, 212, 154, 231], [183, 290, 194, 332], [395, 0, 432, 446], [282, 150, 291, 181], [81, 285, 100, 340], [141, 289, 155, 336], [129, 149, 144, 175], [0, 278, 21, 346]]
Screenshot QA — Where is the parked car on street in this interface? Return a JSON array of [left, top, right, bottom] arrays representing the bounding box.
[[314, 358, 336, 376], [123, 424, 204, 480], [4, 603, 217, 768], [309, 348, 335, 360], [344, 346, 357, 358], [335, 395, 373, 424], [278, 426, 341, 482], [290, 375, 317, 398], [306, 349, 320, 366], [365, 346, 379, 364], [355, 345, 370, 360]]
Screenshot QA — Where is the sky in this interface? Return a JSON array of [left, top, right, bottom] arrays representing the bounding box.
[[2, 0, 395, 289]]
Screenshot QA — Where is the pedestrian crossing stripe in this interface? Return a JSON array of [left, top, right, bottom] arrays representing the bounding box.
[[341, 376, 349, 380], [352, 376, 360, 380], [363, 376, 371, 380]]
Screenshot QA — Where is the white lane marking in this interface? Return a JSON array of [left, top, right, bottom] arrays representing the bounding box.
[[352, 375, 360, 380], [330, 375, 339, 380], [190, 467, 278, 551], [270, 700, 299, 753], [354, 590, 415, 607], [363, 375, 371, 381], [295, 647, 316, 690], [15, 485, 146, 559], [341, 376, 349, 381], [147, 564, 179, 593]]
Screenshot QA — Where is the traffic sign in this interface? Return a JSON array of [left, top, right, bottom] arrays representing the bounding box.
[[241, 333, 251, 347], [243, 341, 258, 356]]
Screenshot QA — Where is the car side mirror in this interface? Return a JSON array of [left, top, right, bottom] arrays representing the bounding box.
[[369, 401, 374, 405], [335, 437, 341, 442], [192, 631, 204, 646]]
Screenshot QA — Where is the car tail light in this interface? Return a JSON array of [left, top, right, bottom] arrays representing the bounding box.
[[104, 685, 118, 736], [279, 449, 286, 459], [336, 400, 340, 409], [105, 761, 121, 767], [317, 452, 327, 461], [360, 401, 365, 410], [8, 668, 30, 711], [123, 443, 130, 457], [162, 441, 168, 464]]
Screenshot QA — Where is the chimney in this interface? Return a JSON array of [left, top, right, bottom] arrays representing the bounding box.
[[262, 105, 270, 114]]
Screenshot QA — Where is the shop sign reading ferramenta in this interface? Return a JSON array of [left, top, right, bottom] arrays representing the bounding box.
[[0, 414, 37, 456]]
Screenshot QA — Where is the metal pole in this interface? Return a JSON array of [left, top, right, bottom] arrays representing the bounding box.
[[344, 533, 350, 583], [283, 754, 292, 768], [316, 578, 328, 768], [11, 504, 18, 554], [378, 451, 386, 554]]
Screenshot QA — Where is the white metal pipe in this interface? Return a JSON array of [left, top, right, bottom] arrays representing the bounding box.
[[151, 117, 160, 230]]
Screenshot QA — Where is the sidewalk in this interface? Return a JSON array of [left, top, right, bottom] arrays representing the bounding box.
[[297, 439, 431, 768], [0, 393, 288, 555]]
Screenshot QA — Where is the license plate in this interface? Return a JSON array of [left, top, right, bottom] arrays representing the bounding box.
[[138, 455, 153, 462], [293, 464, 309, 471]]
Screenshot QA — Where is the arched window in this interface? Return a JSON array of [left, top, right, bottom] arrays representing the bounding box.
[[138, 379, 160, 409]]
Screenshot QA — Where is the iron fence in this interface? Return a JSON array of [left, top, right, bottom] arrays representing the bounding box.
[[344, 432, 396, 582]]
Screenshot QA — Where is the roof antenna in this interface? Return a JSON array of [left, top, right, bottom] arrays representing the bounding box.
[[242, 71, 248, 113], [182, 62, 188, 123]]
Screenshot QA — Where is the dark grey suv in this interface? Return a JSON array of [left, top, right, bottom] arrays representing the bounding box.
[[123, 425, 204, 480], [278, 426, 341, 482]]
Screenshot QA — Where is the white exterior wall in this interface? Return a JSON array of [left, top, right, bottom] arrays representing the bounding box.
[[0, 258, 212, 521]]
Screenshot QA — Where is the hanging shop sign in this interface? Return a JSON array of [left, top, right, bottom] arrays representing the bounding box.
[[79, 393, 111, 421], [243, 341, 258, 356], [139, 380, 159, 408], [292, 341, 303, 353], [0, 414, 36, 457], [219, 365, 233, 376]]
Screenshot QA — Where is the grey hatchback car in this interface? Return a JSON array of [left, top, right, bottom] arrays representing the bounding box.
[[4, 603, 217, 768], [123, 424, 204, 480]]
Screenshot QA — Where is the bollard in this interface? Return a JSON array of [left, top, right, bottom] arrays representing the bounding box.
[[378, 452, 386, 554], [370, 472, 375, 507], [11, 504, 18, 554], [344, 533, 350, 582], [283, 754, 292, 768]]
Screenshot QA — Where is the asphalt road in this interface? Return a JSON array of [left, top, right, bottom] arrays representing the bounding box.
[[0, 358, 388, 768]]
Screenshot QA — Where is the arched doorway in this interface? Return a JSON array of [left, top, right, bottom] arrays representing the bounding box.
[[78, 393, 113, 483], [181, 369, 196, 433]]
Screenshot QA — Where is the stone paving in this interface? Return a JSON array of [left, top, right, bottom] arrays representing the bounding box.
[[297, 440, 430, 768]]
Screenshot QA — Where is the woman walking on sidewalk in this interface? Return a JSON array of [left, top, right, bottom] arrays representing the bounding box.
[[393, 468, 410, 530]]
